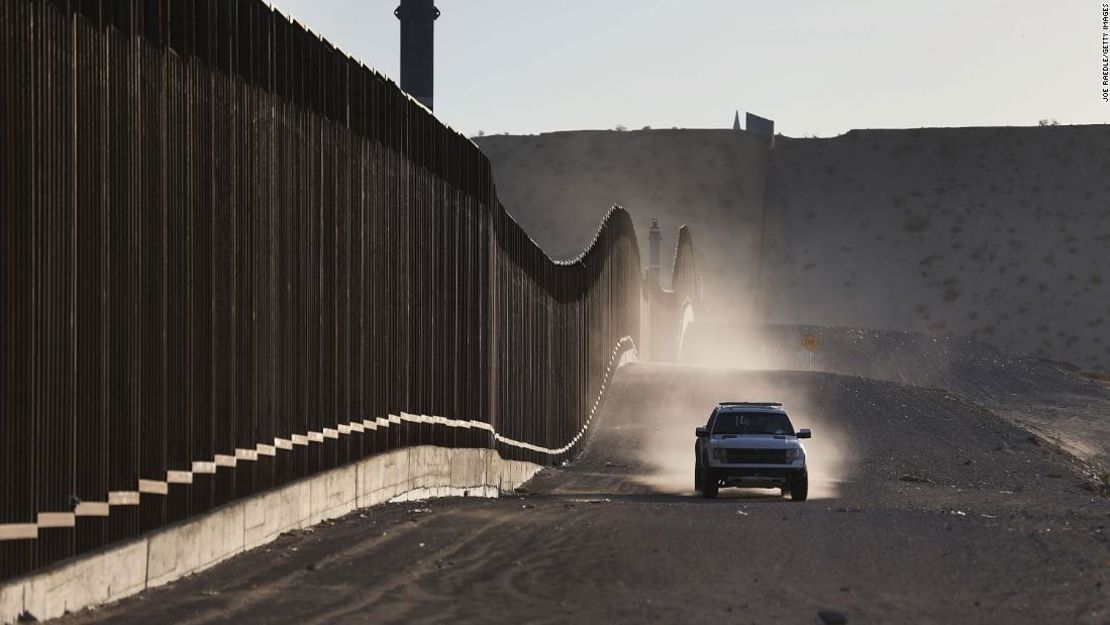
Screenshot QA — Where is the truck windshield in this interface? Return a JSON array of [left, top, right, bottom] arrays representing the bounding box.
[[713, 412, 795, 436]]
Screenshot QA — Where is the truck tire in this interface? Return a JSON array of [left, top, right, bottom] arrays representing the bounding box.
[[789, 471, 808, 502], [701, 469, 719, 499]]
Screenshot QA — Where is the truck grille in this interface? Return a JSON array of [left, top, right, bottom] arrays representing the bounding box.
[[725, 449, 788, 464]]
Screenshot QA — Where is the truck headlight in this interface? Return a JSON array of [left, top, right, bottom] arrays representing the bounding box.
[[712, 448, 729, 463], [785, 448, 804, 463]]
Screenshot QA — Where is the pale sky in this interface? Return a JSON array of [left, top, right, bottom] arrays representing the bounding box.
[[268, 0, 1110, 137]]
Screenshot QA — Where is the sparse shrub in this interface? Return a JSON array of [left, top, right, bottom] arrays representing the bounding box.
[[1094, 470, 1110, 497], [928, 320, 949, 333], [903, 214, 931, 233], [943, 286, 961, 302]]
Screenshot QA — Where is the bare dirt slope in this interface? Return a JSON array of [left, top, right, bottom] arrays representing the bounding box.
[[478, 125, 1110, 369], [62, 364, 1108, 625], [763, 126, 1110, 371], [476, 129, 771, 318]]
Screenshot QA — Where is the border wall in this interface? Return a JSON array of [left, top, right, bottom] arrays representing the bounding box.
[[0, 0, 699, 599]]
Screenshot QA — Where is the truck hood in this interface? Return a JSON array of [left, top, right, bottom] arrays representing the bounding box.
[[708, 434, 803, 450]]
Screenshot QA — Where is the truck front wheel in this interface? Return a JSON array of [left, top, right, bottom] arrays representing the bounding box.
[[700, 469, 719, 499], [789, 471, 809, 502]]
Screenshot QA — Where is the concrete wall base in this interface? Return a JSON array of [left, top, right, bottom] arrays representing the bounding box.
[[0, 447, 542, 624]]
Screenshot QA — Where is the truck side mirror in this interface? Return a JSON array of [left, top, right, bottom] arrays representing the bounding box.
[[797, 428, 811, 439], [695, 426, 708, 437]]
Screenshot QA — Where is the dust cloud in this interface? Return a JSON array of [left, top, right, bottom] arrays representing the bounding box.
[[617, 363, 856, 500]]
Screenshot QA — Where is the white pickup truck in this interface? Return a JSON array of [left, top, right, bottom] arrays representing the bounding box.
[[694, 402, 811, 500]]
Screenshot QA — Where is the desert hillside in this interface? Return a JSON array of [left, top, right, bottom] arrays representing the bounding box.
[[477, 125, 1110, 370], [476, 130, 770, 317], [763, 126, 1110, 370]]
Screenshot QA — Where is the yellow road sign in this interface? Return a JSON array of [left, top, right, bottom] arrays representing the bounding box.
[[802, 332, 818, 352]]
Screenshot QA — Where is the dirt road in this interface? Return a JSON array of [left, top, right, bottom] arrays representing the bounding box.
[[63, 364, 1108, 625]]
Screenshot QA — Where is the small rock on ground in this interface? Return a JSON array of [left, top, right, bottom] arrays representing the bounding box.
[[818, 609, 848, 624]]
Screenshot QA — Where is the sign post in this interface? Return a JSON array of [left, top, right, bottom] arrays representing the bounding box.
[[801, 332, 818, 370]]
